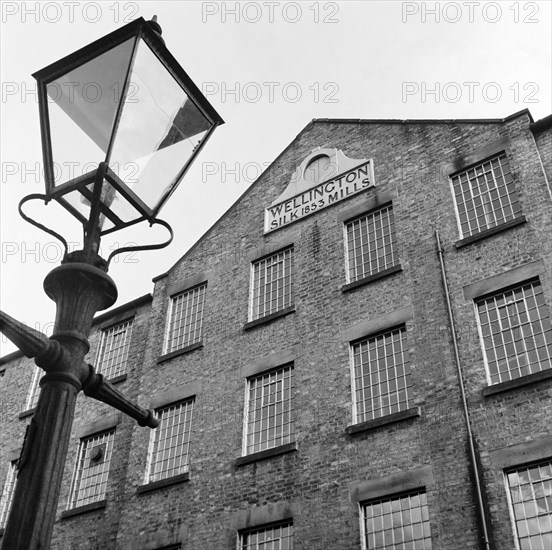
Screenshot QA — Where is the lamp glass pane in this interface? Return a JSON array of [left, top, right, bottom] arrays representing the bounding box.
[[108, 37, 212, 211], [61, 178, 139, 230], [46, 38, 135, 188]]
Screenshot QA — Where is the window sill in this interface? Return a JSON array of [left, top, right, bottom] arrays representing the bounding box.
[[157, 343, 203, 364], [455, 216, 526, 249], [243, 307, 296, 331], [483, 369, 552, 397], [61, 499, 106, 519], [342, 265, 402, 292], [346, 407, 420, 435], [18, 408, 36, 420], [137, 472, 190, 494], [108, 373, 127, 385], [235, 442, 297, 466]]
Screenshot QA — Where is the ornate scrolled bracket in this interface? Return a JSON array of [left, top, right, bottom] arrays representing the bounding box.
[[18, 193, 69, 258], [106, 218, 174, 269]]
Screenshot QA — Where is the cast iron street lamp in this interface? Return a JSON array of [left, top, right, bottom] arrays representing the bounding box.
[[0, 17, 223, 549]]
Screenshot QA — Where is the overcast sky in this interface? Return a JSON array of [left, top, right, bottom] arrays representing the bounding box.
[[1, 0, 551, 355]]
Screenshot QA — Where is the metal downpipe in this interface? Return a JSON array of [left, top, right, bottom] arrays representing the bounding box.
[[435, 229, 491, 550]]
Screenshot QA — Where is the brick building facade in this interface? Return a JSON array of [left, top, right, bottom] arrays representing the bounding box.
[[1, 108, 551, 549]]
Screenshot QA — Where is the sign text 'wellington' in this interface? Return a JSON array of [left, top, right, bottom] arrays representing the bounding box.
[[264, 161, 374, 232]]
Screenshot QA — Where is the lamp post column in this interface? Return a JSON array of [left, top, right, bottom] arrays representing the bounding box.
[[1, 261, 117, 550], [3, 379, 80, 549]]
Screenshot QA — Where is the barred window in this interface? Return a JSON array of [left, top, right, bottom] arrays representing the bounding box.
[[68, 429, 115, 509], [351, 327, 412, 423], [362, 491, 432, 550], [244, 366, 294, 455], [166, 284, 206, 353], [26, 366, 41, 411], [451, 153, 522, 238], [240, 522, 293, 550], [506, 461, 552, 550], [146, 399, 194, 483], [476, 280, 552, 385], [345, 205, 398, 283], [250, 248, 294, 321], [96, 319, 133, 379], [0, 461, 17, 530]]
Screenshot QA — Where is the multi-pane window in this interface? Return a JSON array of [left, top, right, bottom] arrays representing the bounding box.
[[145, 399, 194, 483], [26, 366, 41, 411], [362, 491, 432, 550], [451, 153, 522, 238], [505, 461, 552, 550], [240, 522, 293, 550], [351, 327, 412, 423], [67, 429, 115, 509], [250, 248, 294, 321], [345, 205, 398, 283], [0, 461, 18, 529], [165, 284, 206, 353], [96, 319, 133, 379], [244, 366, 294, 455], [475, 280, 552, 385]]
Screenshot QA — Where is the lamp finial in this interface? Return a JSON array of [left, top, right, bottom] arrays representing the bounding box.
[[147, 15, 164, 44]]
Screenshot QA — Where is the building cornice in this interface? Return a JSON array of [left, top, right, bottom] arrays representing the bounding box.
[[312, 108, 534, 125], [92, 293, 152, 326], [0, 350, 24, 366]]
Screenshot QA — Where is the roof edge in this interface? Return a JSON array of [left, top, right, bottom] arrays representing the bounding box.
[[152, 120, 317, 281], [0, 349, 25, 366], [312, 109, 533, 126], [1, 294, 154, 362], [92, 293, 152, 326], [530, 114, 552, 134], [152, 271, 169, 283], [150, 109, 537, 283]]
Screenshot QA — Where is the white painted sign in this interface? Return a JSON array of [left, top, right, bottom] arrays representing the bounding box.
[[264, 161, 374, 232]]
